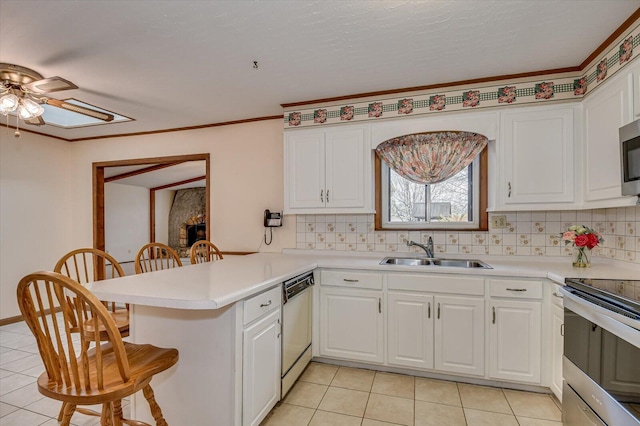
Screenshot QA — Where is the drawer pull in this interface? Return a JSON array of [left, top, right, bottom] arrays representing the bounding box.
[[260, 300, 272, 308], [437, 303, 440, 319], [428, 302, 431, 319], [553, 292, 563, 298], [343, 279, 360, 283], [492, 306, 496, 324], [506, 288, 527, 292]]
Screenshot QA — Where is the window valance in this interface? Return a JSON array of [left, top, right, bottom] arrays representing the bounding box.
[[375, 131, 488, 184]]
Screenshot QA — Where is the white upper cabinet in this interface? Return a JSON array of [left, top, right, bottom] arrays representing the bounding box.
[[497, 105, 576, 209], [583, 60, 636, 207], [284, 125, 373, 214]]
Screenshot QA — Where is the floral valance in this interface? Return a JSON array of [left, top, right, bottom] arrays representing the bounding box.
[[375, 131, 488, 184]]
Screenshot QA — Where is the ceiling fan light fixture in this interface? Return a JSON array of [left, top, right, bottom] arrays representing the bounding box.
[[17, 98, 44, 119], [0, 93, 19, 113]]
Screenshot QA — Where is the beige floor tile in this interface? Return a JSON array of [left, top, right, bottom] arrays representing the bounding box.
[[309, 410, 363, 426], [362, 420, 401, 426], [503, 390, 561, 421], [464, 408, 519, 426], [415, 400, 465, 426], [516, 417, 563, 426], [371, 372, 415, 399], [318, 386, 370, 417], [260, 403, 315, 426], [331, 366, 376, 392], [364, 392, 414, 426], [0, 408, 51, 426], [284, 381, 328, 409], [299, 362, 339, 385], [414, 377, 461, 407], [458, 383, 512, 414]]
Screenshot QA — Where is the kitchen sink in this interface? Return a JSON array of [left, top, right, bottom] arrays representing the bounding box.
[[380, 257, 492, 269]]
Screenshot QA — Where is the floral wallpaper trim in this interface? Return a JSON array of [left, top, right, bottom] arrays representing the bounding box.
[[284, 22, 640, 129]]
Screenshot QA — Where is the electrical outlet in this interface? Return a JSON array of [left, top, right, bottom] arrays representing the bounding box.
[[491, 215, 507, 229]]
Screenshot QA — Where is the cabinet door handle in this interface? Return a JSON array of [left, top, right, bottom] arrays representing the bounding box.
[[378, 298, 381, 314], [506, 288, 527, 292], [326, 189, 329, 203], [553, 292, 564, 299], [260, 300, 272, 307], [320, 189, 324, 203], [437, 303, 440, 319], [560, 323, 564, 337], [492, 306, 496, 324], [343, 278, 359, 283], [508, 181, 512, 198], [428, 302, 431, 319]]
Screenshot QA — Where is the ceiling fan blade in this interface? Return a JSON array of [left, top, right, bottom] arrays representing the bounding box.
[[45, 98, 114, 122], [24, 76, 78, 94], [24, 116, 45, 126]]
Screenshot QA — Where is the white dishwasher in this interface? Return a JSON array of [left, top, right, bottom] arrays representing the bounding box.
[[281, 271, 314, 397]]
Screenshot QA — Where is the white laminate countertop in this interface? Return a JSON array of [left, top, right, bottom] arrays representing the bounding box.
[[87, 252, 640, 310]]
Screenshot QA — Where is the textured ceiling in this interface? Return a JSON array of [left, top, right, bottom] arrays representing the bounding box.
[[1, 0, 639, 141]]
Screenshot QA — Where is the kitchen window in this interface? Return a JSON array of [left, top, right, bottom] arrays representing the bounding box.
[[375, 150, 488, 231]]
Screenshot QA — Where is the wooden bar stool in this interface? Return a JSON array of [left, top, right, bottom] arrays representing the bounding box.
[[54, 248, 129, 340], [189, 240, 224, 264], [17, 271, 179, 426], [135, 243, 182, 274]]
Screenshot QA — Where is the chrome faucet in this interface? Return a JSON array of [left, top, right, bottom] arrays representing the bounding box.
[[407, 237, 434, 258]]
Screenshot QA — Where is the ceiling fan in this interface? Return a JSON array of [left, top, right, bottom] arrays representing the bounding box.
[[0, 63, 114, 127]]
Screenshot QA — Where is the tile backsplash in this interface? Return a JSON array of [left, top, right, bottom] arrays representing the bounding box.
[[295, 206, 640, 264]]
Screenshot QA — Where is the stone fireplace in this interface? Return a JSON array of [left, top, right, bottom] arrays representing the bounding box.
[[168, 188, 206, 257]]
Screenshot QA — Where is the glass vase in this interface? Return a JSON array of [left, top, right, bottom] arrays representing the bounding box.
[[572, 247, 591, 268]]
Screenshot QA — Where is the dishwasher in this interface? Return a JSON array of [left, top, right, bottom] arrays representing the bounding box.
[[281, 271, 314, 397]]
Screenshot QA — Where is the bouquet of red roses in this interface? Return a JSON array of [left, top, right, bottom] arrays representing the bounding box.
[[561, 225, 603, 249]]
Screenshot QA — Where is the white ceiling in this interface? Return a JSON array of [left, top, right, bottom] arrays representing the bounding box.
[[1, 0, 639, 141], [104, 161, 206, 190]]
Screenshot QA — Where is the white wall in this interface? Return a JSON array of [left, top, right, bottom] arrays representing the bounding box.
[[67, 119, 294, 253], [155, 189, 175, 246], [0, 130, 73, 318], [0, 118, 295, 320], [104, 182, 150, 263]]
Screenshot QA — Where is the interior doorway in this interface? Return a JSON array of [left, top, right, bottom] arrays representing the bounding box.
[[92, 154, 210, 255]]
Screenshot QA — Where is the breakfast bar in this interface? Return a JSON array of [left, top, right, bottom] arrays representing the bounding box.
[[87, 252, 639, 425]]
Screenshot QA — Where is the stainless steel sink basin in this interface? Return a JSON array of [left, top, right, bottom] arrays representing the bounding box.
[[381, 258, 432, 266], [380, 257, 492, 269], [430, 259, 491, 268]]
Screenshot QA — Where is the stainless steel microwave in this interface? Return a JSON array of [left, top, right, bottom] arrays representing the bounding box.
[[620, 119, 640, 196]]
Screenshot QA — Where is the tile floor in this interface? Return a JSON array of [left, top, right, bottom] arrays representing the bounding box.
[[1, 317, 562, 426], [0, 318, 129, 426], [262, 362, 563, 426]]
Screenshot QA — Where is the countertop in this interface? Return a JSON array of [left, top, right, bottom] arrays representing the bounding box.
[[87, 252, 640, 310]]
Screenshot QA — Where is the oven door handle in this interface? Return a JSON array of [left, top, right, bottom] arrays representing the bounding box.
[[561, 288, 640, 348]]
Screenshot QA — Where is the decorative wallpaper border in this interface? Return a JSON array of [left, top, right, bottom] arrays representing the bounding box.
[[283, 20, 640, 129]]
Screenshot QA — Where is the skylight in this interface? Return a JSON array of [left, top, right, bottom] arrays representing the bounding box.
[[41, 99, 131, 128]]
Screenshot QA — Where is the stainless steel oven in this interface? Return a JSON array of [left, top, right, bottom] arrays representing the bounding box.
[[561, 278, 640, 425]]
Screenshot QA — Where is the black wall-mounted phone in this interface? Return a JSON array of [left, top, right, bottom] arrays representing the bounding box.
[[264, 209, 282, 227]]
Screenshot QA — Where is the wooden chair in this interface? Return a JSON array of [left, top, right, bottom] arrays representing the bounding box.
[[189, 240, 224, 264], [135, 242, 182, 274], [54, 248, 129, 340], [17, 271, 178, 426]]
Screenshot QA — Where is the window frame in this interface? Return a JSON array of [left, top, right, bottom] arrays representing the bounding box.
[[374, 147, 488, 231]]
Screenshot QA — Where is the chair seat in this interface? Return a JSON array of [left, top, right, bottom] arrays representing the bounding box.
[[37, 341, 178, 405], [83, 310, 130, 340]]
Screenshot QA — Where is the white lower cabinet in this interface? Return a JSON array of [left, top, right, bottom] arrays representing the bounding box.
[[488, 280, 542, 384], [242, 288, 282, 426], [387, 292, 434, 369], [319, 287, 384, 363], [435, 295, 485, 376]]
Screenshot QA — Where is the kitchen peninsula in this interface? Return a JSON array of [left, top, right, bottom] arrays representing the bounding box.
[[87, 252, 639, 425]]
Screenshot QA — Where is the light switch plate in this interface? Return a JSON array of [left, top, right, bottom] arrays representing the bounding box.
[[491, 215, 507, 228]]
